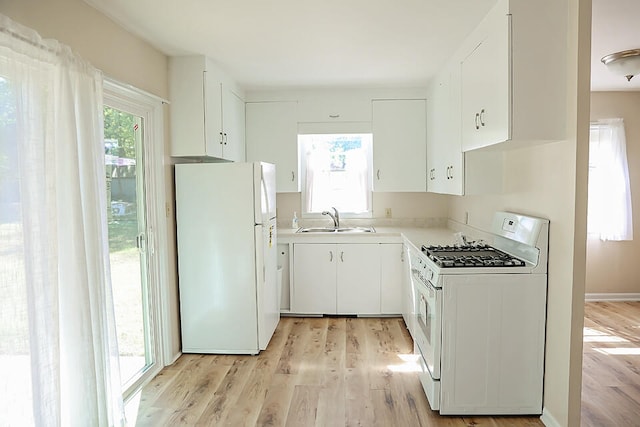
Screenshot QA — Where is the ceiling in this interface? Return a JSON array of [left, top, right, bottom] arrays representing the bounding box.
[[591, 0, 640, 91], [84, 0, 639, 91], [83, 0, 496, 90]]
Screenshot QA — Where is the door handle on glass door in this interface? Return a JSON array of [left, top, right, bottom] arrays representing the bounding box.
[[136, 233, 146, 253]]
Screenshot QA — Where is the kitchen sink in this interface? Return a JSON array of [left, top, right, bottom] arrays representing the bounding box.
[[296, 226, 376, 233]]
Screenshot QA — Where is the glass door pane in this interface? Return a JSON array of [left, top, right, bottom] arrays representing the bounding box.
[[104, 105, 154, 390]]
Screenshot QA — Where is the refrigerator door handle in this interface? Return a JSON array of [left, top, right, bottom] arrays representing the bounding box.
[[255, 226, 265, 287], [261, 170, 271, 220]]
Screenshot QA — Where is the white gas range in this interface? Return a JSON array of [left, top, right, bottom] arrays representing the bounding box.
[[408, 211, 549, 415]]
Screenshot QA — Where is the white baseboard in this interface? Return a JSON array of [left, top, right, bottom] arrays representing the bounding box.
[[585, 293, 640, 302], [167, 351, 181, 366], [540, 408, 562, 427]]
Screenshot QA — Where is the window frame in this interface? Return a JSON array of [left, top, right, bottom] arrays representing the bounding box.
[[298, 132, 373, 219]]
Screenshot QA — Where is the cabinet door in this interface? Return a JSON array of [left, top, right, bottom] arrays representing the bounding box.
[[401, 244, 415, 337], [380, 244, 403, 314], [292, 244, 336, 314], [169, 56, 207, 157], [297, 96, 371, 123], [460, 18, 510, 152], [442, 64, 464, 195], [203, 70, 224, 158], [222, 87, 245, 162], [440, 274, 546, 415], [372, 99, 427, 192], [427, 75, 448, 194], [336, 244, 380, 315], [246, 102, 299, 191]]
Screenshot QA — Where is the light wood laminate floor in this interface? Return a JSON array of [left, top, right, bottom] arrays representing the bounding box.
[[581, 301, 640, 427], [131, 317, 543, 426]]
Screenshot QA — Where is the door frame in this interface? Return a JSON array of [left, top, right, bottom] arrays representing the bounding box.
[[103, 78, 171, 401]]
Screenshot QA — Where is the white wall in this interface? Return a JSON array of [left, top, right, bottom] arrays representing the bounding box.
[[2, 0, 182, 360], [587, 91, 640, 295]]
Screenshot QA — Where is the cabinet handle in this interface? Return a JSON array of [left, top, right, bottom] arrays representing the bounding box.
[[340, 251, 344, 262], [475, 113, 480, 130], [219, 131, 224, 144], [223, 133, 228, 145], [479, 109, 485, 127], [329, 114, 340, 119], [291, 171, 295, 182], [377, 169, 381, 180], [449, 165, 454, 179], [329, 251, 333, 262]]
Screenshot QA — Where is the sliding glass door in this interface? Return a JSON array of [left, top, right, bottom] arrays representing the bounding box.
[[103, 87, 163, 400]]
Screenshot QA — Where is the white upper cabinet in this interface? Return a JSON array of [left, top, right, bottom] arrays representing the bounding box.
[[372, 99, 427, 192], [460, 0, 566, 152], [246, 101, 299, 192], [169, 56, 245, 161], [221, 86, 246, 162], [297, 96, 371, 123], [427, 65, 464, 195]]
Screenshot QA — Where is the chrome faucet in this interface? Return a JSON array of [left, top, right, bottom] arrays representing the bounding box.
[[322, 207, 340, 229]]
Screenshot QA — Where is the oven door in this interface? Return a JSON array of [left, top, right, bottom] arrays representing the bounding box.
[[414, 278, 442, 379]]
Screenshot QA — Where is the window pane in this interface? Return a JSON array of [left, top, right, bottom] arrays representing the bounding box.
[[299, 134, 372, 216]]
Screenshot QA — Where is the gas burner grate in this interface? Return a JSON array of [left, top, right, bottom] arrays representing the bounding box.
[[421, 244, 526, 268]]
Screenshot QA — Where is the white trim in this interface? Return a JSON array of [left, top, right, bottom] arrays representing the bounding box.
[[540, 408, 562, 427], [104, 76, 169, 105], [103, 78, 173, 370], [585, 293, 640, 302], [168, 351, 182, 365]]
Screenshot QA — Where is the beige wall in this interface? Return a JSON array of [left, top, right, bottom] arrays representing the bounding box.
[[1, 0, 168, 98], [2, 0, 182, 359], [587, 92, 640, 294], [449, 0, 591, 425], [277, 192, 449, 226]]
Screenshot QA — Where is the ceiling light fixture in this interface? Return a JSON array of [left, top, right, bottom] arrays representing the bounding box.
[[601, 49, 640, 81]]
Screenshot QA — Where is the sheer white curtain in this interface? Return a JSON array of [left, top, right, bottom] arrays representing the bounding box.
[[588, 118, 634, 241], [0, 14, 124, 427]]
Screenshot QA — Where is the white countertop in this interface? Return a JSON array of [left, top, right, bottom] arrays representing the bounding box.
[[277, 226, 458, 248]]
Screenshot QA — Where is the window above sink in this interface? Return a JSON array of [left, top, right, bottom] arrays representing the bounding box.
[[298, 133, 373, 219]]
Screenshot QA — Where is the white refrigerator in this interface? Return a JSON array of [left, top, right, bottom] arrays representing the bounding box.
[[175, 162, 279, 354]]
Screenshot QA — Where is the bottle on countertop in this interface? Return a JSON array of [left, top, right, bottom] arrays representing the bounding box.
[[292, 211, 299, 230]]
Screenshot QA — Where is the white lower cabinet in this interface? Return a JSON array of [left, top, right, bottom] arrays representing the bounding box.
[[336, 245, 381, 315], [292, 244, 337, 314], [292, 243, 399, 315], [402, 242, 418, 338], [440, 274, 547, 414], [380, 244, 403, 314]]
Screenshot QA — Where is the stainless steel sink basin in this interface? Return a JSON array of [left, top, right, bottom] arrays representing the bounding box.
[[296, 226, 376, 233]]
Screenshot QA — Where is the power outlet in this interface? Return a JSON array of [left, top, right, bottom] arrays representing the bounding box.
[[385, 208, 392, 218]]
